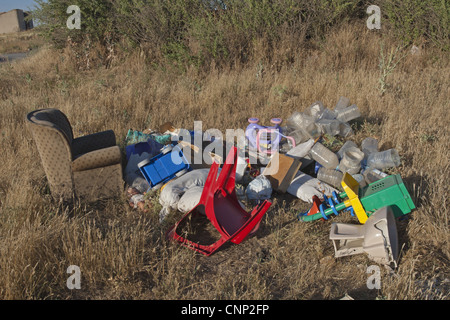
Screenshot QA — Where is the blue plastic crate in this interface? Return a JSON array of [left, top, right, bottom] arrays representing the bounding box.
[[138, 144, 190, 190]]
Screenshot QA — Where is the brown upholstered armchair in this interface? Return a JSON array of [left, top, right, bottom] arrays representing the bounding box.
[[26, 108, 124, 202]]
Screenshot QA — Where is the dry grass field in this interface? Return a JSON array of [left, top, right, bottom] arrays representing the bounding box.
[[0, 29, 46, 54], [0, 23, 448, 300]]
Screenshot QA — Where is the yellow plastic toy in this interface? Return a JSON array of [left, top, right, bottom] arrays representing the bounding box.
[[340, 173, 368, 224]]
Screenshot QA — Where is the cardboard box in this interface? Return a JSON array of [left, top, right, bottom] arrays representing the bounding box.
[[262, 152, 302, 193]]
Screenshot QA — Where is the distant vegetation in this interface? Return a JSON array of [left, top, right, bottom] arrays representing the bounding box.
[[31, 0, 449, 70]]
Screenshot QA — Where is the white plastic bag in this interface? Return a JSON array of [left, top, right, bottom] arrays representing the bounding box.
[[159, 168, 211, 210], [286, 139, 315, 159], [245, 175, 272, 201], [287, 171, 338, 203], [177, 186, 204, 213]]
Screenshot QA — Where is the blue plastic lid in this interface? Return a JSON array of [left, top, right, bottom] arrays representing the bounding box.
[[248, 117, 259, 124]]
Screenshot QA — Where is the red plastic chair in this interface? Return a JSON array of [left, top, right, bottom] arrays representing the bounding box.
[[166, 146, 272, 256]]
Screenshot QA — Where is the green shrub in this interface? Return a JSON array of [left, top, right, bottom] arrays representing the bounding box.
[[33, 0, 114, 48], [376, 0, 450, 50]]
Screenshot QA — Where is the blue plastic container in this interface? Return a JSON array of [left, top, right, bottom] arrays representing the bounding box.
[[138, 144, 190, 190]]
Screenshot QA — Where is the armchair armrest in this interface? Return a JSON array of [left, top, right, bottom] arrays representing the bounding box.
[[72, 146, 121, 172], [72, 130, 117, 158]]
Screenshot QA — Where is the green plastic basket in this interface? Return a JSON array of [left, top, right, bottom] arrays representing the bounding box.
[[359, 174, 415, 218]]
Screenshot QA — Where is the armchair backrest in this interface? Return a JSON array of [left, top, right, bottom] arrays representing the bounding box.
[[26, 108, 75, 199]]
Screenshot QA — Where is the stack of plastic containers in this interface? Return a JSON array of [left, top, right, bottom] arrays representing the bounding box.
[[286, 112, 321, 140]]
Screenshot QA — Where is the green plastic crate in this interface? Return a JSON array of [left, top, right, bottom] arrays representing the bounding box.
[[359, 174, 415, 218]]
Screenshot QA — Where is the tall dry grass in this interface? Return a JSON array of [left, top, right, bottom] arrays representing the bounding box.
[[0, 23, 448, 300]]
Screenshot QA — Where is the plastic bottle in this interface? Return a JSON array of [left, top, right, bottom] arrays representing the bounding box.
[[309, 142, 339, 169], [286, 111, 305, 130], [339, 147, 364, 175], [335, 104, 361, 123], [363, 168, 388, 184], [317, 167, 343, 189], [366, 148, 401, 169]]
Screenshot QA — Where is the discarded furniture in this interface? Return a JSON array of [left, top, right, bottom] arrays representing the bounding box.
[[26, 108, 123, 202], [138, 144, 190, 190], [166, 146, 272, 256], [299, 173, 415, 224], [329, 206, 399, 268]]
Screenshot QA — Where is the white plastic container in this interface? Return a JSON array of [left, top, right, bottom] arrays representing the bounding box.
[[339, 147, 364, 175], [310, 142, 339, 170], [338, 122, 354, 138], [306, 101, 325, 119], [337, 140, 358, 159], [317, 118, 341, 136], [317, 167, 343, 189], [335, 104, 361, 123], [335, 96, 350, 111], [361, 137, 379, 158], [366, 149, 401, 170]]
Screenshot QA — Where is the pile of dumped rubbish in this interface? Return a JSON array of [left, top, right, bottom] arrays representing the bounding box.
[[123, 96, 415, 268]]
